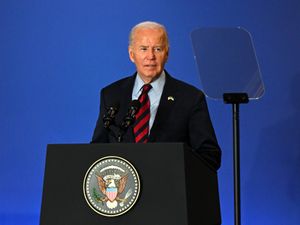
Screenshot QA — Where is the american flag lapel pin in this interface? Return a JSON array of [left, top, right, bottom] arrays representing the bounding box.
[[167, 96, 175, 101]]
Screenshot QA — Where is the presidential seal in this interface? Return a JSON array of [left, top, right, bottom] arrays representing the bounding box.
[[83, 156, 140, 217]]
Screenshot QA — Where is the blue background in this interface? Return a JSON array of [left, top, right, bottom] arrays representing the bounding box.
[[1, 0, 299, 224]]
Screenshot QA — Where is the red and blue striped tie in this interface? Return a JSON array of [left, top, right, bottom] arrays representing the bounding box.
[[134, 84, 152, 143]]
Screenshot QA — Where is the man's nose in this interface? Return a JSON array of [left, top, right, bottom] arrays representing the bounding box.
[[146, 49, 156, 59]]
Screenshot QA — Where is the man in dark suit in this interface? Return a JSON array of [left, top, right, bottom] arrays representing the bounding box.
[[92, 21, 221, 171]]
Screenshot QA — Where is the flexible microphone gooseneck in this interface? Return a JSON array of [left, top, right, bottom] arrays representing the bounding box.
[[120, 100, 141, 130], [117, 100, 141, 142], [103, 105, 119, 129]]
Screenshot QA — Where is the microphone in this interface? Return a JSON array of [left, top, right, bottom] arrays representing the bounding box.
[[120, 100, 141, 130], [103, 105, 119, 129]]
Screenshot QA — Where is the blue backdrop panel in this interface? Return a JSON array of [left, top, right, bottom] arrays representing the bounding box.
[[1, 0, 299, 225]]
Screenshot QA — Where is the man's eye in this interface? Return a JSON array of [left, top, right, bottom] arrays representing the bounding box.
[[154, 47, 162, 52], [139, 47, 147, 51]]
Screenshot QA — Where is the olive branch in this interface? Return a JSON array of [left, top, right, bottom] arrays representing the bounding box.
[[92, 188, 105, 205]]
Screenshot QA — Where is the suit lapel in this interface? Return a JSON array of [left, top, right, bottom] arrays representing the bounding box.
[[149, 73, 178, 141], [119, 75, 136, 115], [118, 74, 136, 142]]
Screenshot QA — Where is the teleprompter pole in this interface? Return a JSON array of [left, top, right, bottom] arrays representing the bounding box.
[[233, 103, 241, 225], [223, 93, 249, 225]]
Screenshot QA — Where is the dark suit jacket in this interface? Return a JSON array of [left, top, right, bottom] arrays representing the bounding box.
[[92, 71, 221, 170]]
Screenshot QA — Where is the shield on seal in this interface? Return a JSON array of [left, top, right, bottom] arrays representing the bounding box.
[[106, 187, 118, 202]]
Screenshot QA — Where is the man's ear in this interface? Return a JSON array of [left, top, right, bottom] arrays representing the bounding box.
[[165, 48, 169, 62], [128, 47, 135, 63]]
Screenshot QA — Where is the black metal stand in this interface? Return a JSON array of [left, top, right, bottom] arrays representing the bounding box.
[[223, 93, 249, 225]]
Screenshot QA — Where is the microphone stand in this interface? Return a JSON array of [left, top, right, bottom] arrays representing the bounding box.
[[223, 93, 249, 225], [116, 125, 127, 143], [105, 113, 137, 143], [117, 115, 137, 142], [106, 125, 122, 143], [116, 100, 140, 142]]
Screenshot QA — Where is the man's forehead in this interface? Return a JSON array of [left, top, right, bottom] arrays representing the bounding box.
[[134, 33, 166, 44], [134, 42, 167, 49], [134, 28, 165, 38]]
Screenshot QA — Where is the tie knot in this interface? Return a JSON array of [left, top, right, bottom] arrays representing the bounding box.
[[142, 84, 152, 94]]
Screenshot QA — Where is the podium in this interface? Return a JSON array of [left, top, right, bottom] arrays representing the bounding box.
[[40, 143, 221, 225]]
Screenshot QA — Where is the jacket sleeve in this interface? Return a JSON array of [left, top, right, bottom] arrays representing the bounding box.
[[188, 91, 221, 171]]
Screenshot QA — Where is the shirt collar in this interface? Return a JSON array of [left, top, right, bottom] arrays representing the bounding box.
[[133, 71, 166, 97]]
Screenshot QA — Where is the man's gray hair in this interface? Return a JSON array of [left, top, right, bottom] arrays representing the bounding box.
[[128, 21, 169, 48]]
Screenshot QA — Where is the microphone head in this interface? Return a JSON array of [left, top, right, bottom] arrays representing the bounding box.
[[103, 103, 119, 129], [120, 100, 141, 130]]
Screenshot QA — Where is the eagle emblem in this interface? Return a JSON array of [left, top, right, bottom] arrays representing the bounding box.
[[96, 173, 129, 209], [83, 156, 140, 217]]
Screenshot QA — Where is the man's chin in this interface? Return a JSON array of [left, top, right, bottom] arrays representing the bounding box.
[[139, 72, 161, 83]]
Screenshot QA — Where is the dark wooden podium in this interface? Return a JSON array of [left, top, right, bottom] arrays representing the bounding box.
[[40, 143, 221, 225]]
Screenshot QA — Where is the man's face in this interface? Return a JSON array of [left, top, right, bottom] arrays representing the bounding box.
[[128, 28, 169, 83]]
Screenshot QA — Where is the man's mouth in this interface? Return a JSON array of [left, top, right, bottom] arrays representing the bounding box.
[[144, 64, 157, 67]]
